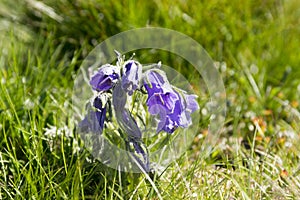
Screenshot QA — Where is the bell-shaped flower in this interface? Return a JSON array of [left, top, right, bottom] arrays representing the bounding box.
[[78, 97, 106, 134], [121, 60, 142, 95], [144, 70, 178, 113], [90, 64, 119, 92], [93, 97, 107, 130], [157, 96, 185, 133], [143, 69, 199, 134]]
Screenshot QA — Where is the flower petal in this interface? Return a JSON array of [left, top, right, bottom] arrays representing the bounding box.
[[146, 92, 178, 114], [185, 94, 199, 112]]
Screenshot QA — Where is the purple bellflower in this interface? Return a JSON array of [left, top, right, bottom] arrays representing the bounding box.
[[78, 97, 106, 134], [90, 64, 120, 92], [143, 69, 199, 134], [144, 70, 178, 114], [162, 92, 199, 133], [93, 96, 107, 130], [121, 60, 142, 95]]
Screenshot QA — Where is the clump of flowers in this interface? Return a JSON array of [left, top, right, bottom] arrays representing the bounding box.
[[79, 51, 199, 172]]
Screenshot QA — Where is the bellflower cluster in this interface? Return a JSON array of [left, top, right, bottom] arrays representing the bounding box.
[[79, 52, 199, 171], [143, 69, 199, 133]]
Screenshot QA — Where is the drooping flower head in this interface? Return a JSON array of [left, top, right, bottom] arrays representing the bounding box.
[[93, 96, 107, 129], [78, 97, 106, 134], [143, 69, 178, 114], [143, 69, 199, 134], [90, 64, 120, 92], [121, 60, 142, 96]]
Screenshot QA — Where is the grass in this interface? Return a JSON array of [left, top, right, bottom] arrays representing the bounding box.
[[1, 0, 300, 199]]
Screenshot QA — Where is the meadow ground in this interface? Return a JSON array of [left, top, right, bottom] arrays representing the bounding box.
[[1, 0, 300, 199]]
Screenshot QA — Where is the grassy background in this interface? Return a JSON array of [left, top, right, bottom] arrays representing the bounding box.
[[1, 0, 300, 199]]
